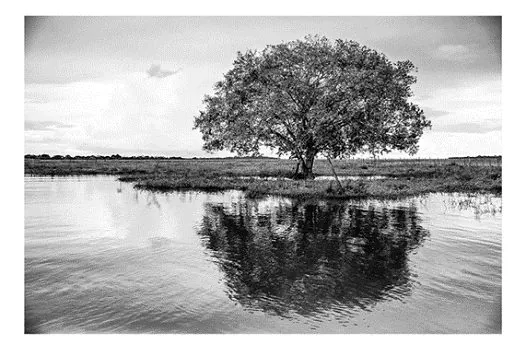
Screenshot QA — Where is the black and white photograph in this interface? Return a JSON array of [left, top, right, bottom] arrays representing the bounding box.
[[7, 2, 520, 341]]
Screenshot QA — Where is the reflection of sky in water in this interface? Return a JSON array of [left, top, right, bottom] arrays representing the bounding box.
[[24, 176, 501, 334], [25, 176, 205, 245]]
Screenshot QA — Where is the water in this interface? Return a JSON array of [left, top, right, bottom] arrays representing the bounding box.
[[24, 176, 501, 333]]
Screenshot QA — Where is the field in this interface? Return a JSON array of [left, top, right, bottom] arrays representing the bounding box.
[[24, 157, 502, 199]]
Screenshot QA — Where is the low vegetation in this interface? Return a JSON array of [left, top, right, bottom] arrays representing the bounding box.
[[25, 157, 502, 200]]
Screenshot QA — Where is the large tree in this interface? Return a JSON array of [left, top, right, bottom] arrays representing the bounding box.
[[194, 35, 431, 179]]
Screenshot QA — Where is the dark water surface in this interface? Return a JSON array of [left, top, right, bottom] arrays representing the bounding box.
[[24, 176, 501, 333]]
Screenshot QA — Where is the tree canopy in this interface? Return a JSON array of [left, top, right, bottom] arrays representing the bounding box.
[[194, 35, 431, 178]]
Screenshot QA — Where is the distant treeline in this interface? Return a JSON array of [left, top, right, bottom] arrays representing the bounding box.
[[448, 155, 502, 160], [24, 154, 278, 160], [25, 154, 502, 161]]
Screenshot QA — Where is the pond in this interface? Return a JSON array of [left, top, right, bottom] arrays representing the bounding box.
[[24, 176, 501, 333]]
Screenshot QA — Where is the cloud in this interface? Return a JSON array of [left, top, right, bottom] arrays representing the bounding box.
[[422, 107, 449, 119], [432, 121, 501, 134], [24, 71, 197, 156], [146, 64, 182, 78], [25, 120, 75, 131], [416, 77, 501, 133], [415, 130, 501, 158], [434, 44, 476, 62], [25, 135, 63, 144]]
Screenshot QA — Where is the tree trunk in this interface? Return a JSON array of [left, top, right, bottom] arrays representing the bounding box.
[[300, 150, 316, 179]]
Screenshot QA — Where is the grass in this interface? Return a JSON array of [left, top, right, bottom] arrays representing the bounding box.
[[25, 158, 502, 199]]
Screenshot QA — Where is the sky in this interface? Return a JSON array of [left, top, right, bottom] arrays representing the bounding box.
[[24, 16, 501, 158]]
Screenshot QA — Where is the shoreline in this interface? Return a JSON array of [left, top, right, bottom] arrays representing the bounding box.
[[126, 175, 501, 200], [25, 158, 501, 201]]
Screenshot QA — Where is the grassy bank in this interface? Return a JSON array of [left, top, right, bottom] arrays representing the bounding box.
[[25, 158, 501, 199]]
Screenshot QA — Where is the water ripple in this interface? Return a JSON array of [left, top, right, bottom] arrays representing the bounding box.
[[25, 176, 501, 333]]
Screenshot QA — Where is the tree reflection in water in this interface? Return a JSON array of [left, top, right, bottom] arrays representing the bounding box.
[[197, 197, 428, 318]]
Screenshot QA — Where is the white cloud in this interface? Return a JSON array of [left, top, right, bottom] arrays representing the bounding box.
[[418, 76, 501, 125], [434, 44, 477, 62], [416, 130, 502, 158], [405, 76, 501, 157], [24, 71, 201, 155], [25, 120, 75, 131]]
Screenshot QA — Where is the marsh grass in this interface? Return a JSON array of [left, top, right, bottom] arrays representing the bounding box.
[[25, 158, 501, 199]]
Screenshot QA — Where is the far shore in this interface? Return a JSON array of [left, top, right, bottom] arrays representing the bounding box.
[[24, 157, 502, 200]]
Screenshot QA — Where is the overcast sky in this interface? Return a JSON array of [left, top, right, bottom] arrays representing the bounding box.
[[24, 16, 501, 158]]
